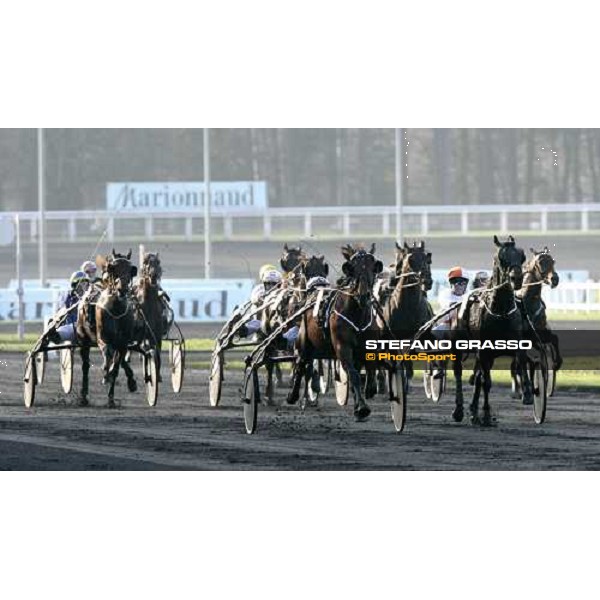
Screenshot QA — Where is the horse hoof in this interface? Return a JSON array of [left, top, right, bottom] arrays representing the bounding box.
[[470, 413, 480, 426], [452, 406, 464, 422], [354, 404, 371, 422], [128, 379, 138, 393], [511, 391, 521, 400], [522, 394, 533, 406], [286, 393, 298, 405], [481, 412, 494, 427], [468, 374, 475, 386], [107, 399, 116, 409], [77, 397, 89, 407]]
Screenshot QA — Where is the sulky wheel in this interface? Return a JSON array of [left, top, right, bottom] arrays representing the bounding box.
[[60, 347, 74, 394], [23, 352, 37, 408], [423, 367, 432, 400], [243, 368, 259, 434], [389, 365, 407, 433], [170, 339, 185, 394], [334, 361, 349, 406], [547, 368, 556, 398], [145, 349, 159, 407], [209, 351, 224, 407]]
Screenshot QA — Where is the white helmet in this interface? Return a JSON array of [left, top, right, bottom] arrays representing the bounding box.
[[261, 269, 282, 285], [81, 260, 97, 278]]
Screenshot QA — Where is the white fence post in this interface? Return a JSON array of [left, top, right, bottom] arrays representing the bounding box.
[[185, 218, 193, 241], [461, 211, 468, 234], [582, 209, 589, 232], [107, 217, 114, 242], [145, 217, 154, 240], [540, 210, 548, 233], [500, 211, 508, 233], [264, 214, 272, 239], [224, 216, 233, 239], [68, 217, 76, 242], [343, 213, 350, 237], [421, 212, 429, 236], [304, 213, 312, 238], [382, 212, 390, 236]]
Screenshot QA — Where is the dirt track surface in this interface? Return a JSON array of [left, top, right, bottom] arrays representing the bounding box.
[[1, 351, 599, 470]]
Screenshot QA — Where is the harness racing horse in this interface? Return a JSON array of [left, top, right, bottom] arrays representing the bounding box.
[[133, 252, 166, 383], [462, 235, 530, 426], [511, 246, 562, 397], [253, 244, 308, 404], [94, 250, 138, 407], [289, 244, 382, 421], [381, 242, 433, 387]]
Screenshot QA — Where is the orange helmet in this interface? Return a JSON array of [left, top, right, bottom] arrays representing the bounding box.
[[447, 266, 468, 282]]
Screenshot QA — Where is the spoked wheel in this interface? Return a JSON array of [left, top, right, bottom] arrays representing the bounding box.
[[35, 351, 47, 385], [389, 365, 407, 433], [144, 349, 159, 407], [243, 368, 259, 434], [209, 351, 224, 407], [169, 339, 185, 394], [532, 349, 548, 425], [23, 352, 37, 408], [60, 346, 74, 394], [431, 368, 445, 403], [334, 361, 349, 407]]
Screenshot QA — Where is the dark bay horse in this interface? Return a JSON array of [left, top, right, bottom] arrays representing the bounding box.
[[462, 235, 529, 425], [94, 250, 138, 407], [289, 243, 382, 421]]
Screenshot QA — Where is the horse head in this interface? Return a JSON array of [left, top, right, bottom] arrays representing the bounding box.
[[394, 240, 433, 291], [529, 246, 559, 288], [142, 252, 163, 284], [304, 254, 329, 279], [341, 243, 382, 300], [493, 235, 525, 290], [280, 243, 306, 275], [102, 249, 138, 294]]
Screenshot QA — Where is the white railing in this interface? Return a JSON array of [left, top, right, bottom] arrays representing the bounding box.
[[543, 281, 600, 312], [1, 202, 599, 242]]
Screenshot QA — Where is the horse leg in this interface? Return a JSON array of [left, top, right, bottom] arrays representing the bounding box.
[[265, 362, 276, 406], [79, 345, 90, 407], [106, 348, 120, 407], [121, 352, 138, 393], [156, 341, 163, 383], [481, 359, 494, 427], [470, 354, 482, 424], [340, 353, 370, 422], [364, 367, 377, 400], [287, 358, 305, 405], [510, 357, 522, 399], [517, 349, 533, 405], [376, 368, 387, 395], [451, 352, 464, 422]]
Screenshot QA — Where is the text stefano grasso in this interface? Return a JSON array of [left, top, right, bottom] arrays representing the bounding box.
[[364, 339, 533, 351]]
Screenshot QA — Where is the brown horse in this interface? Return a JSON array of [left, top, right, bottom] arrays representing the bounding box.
[[289, 243, 382, 421], [94, 249, 138, 407], [132, 252, 165, 382], [511, 246, 562, 396]]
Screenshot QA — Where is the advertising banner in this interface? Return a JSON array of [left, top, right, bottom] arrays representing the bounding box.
[[106, 182, 268, 214]]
